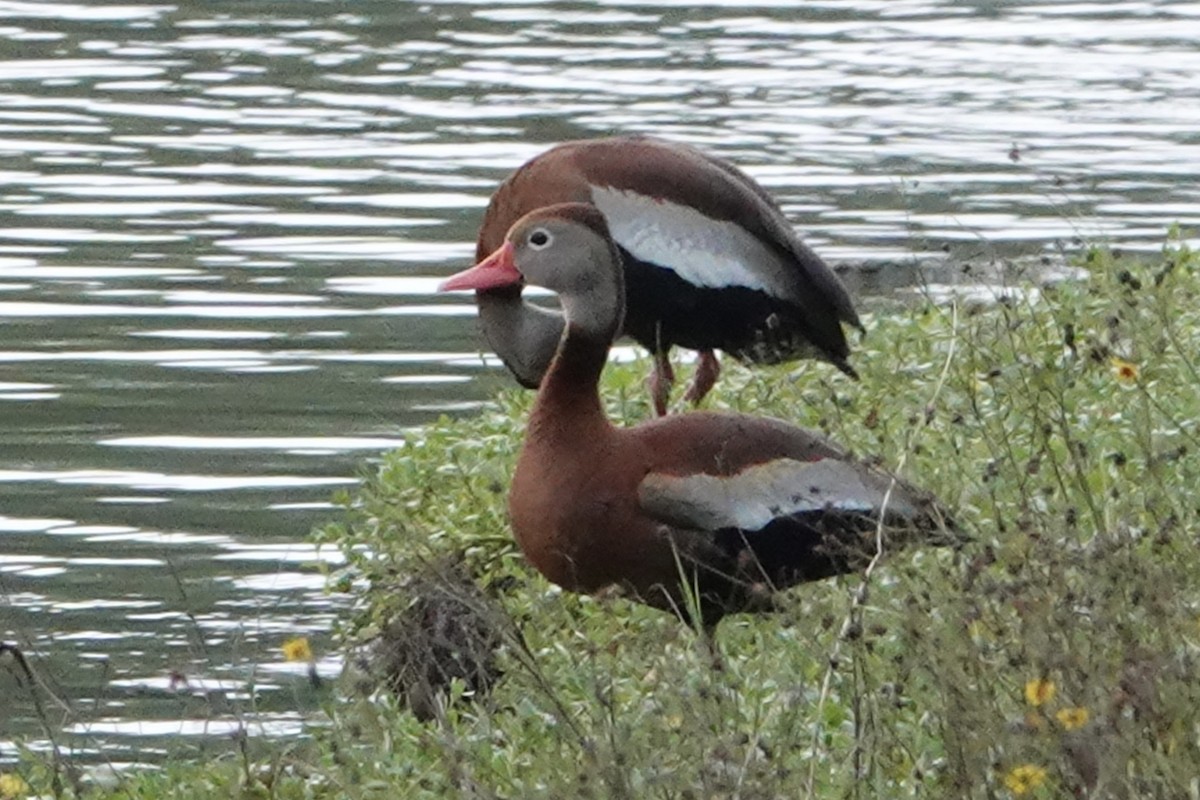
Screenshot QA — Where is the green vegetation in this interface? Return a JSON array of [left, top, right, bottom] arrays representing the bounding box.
[[9, 234, 1200, 798]]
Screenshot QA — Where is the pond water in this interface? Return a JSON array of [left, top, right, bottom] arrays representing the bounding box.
[[1, 0, 1198, 770]]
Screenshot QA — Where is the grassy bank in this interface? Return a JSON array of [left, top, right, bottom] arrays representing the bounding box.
[[13, 234, 1200, 798]]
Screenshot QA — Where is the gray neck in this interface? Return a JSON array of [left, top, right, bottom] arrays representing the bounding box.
[[559, 282, 622, 345], [558, 239, 625, 347], [477, 290, 565, 389]]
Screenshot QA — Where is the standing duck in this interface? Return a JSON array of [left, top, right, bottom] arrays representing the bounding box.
[[441, 203, 952, 629], [473, 135, 862, 416]]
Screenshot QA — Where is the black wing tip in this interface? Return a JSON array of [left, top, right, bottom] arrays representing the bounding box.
[[834, 358, 860, 381]]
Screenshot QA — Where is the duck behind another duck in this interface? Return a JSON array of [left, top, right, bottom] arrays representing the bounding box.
[[474, 136, 862, 416], [442, 203, 952, 629]]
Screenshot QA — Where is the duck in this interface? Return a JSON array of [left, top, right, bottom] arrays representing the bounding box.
[[441, 203, 952, 629], [473, 135, 863, 416]]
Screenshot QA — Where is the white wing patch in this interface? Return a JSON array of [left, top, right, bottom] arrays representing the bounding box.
[[590, 184, 782, 294], [639, 458, 917, 532]]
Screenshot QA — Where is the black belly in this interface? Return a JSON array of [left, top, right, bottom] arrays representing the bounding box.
[[619, 248, 828, 366], [681, 511, 881, 625]]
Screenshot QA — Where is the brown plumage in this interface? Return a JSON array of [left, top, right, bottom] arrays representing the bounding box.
[[443, 203, 951, 628], [473, 135, 862, 415]]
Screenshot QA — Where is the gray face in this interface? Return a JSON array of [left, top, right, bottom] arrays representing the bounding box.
[[505, 213, 625, 340], [508, 217, 612, 296]]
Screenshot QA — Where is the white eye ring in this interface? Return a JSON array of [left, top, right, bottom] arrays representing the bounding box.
[[528, 228, 552, 249]]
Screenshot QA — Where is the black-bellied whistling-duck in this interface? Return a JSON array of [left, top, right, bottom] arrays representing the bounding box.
[[473, 135, 862, 416], [441, 203, 952, 629]]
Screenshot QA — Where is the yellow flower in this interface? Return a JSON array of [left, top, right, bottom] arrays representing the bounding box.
[[0, 773, 28, 799], [1110, 356, 1139, 384], [1004, 764, 1047, 796], [1055, 706, 1090, 731], [1024, 678, 1056, 707], [281, 636, 313, 663]]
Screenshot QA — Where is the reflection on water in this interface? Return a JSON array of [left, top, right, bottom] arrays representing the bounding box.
[[1, 0, 1198, 766]]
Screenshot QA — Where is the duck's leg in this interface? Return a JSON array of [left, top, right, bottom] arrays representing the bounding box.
[[684, 349, 721, 406], [649, 348, 675, 416]]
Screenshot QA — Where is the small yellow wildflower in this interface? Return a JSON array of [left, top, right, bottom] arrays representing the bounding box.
[[1024, 678, 1056, 707], [0, 773, 29, 799], [1004, 764, 1047, 796], [1110, 356, 1139, 384], [281, 636, 313, 663], [1055, 706, 1090, 731]]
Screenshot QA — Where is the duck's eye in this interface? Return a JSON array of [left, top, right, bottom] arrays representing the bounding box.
[[528, 228, 552, 249]]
